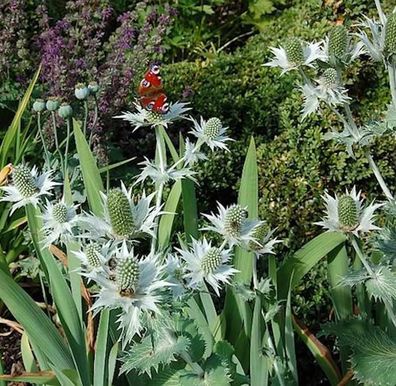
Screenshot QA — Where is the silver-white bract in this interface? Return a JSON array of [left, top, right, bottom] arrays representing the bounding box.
[[202, 202, 262, 248], [183, 138, 207, 166], [165, 254, 186, 299], [315, 186, 384, 236], [252, 228, 282, 258], [81, 182, 161, 241], [0, 166, 57, 213], [322, 36, 365, 64], [189, 116, 233, 151], [114, 101, 190, 130], [42, 198, 79, 247], [90, 243, 171, 346], [177, 238, 237, 296], [135, 157, 196, 185], [264, 41, 326, 74], [356, 15, 386, 62], [301, 78, 351, 119]]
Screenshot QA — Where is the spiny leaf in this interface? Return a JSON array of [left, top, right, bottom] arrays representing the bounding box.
[[365, 266, 396, 304]]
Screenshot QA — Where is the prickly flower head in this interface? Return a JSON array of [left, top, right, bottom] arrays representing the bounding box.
[[328, 25, 348, 59], [0, 165, 56, 213], [385, 13, 396, 58], [315, 186, 384, 236], [249, 224, 282, 258]]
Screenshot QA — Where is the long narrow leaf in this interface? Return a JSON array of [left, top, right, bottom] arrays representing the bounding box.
[[0, 371, 59, 385], [21, 332, 38, 372], [94, 309, 110, 386]]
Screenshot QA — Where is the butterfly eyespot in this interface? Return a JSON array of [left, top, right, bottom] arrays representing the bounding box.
[[141, 79, 151, 88], [146, 102, 154, 111], [161, 103, 170, 113], [151, 65, 160, 75]]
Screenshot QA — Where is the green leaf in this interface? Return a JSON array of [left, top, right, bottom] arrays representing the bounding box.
[[94, 309, 110, 386], [284, 281, 297, 382], [21, 332, 38, 372], [0, 66, 40, 168], [323, 320, 396, 385], [107, 343, 119, 386], [0, 371, 59, 385], [365, 266, 396, 305], [158, 180, 182, 250], [0, 354, 5, 386], [99, 157, 136, 173], [277, 232, 346, 300], [0, 268, 74, 369], [73, 118, 104, 216]]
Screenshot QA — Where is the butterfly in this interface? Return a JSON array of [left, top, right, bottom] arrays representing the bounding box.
[[138, 64, 169, 114]]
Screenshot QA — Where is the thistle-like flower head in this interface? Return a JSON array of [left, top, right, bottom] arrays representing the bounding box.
[[42, 198, 79, 247], [0, 165, 57, 213], [114, 101, 190, 131], [248, 224, 282, 258], [176, 238, 237, 296], [316, 187, 384, 236], [356, 15, 386, 62], [189, 116, 233, 151], [264, 40, 326, 74], [90, 242, 171, 345], [202, 203, 263, 248]]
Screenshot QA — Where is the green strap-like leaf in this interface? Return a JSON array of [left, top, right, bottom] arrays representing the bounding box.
[[0, 371, 59, 385], [94, 309, 110, 386]]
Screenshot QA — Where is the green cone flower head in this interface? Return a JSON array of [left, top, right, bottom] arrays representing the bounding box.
[[203, 117, 222, 139], [224, 204, 247, 237], [322, 68, 338, 88], [107, 188, 135, 238], [328, 25, 348, 59], [385, 13, 396, 57], [85, 243, 102, 268], [249, 223, 269, 251], [116, 257, 140, 293], [46, 97, 60, 111], [338, 194, 358, 230], [33, 99, 46, 112], [201, 247, 222, 275], [52, 202, 68, 223], [284, 38, 304, 65], [12, 165, 37, 198]]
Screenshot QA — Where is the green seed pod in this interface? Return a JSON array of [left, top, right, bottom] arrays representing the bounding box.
[[385, 13, 396, 57], [12, 165, 37, 198], [338, 195, 358, 229], [203, 117, 222, 139], [88, 81, 99, 94], [224, 204, 247, 237], [58, 103, 73, 119], [328, 25, 348, 59], [322, 68, 338, 88], [33, 98, 46, 112], [107, 189, 135, 238], [85, 243, 102, 268], [116, 257, 140, 292], [52, 202, 68, 223], [284, 38, 304, 65], [201, 247, 222, 274], [46, 97, 60, 111], [75, 83, 90, 100]]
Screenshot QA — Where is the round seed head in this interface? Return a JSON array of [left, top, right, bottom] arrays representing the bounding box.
[[284, 38, 304, 65], [12, 165, 37, 198], [203, 117, 222, 139], [224, 204, 247, 237], [328, 25, 348, 59], [107, 189, 135, 238], [116, 257, 140, 292], [321, 68, 338, 88], [46, 97, 60, 111], [58, 103, 73, 119], [385, 13, 396, 57], [338, 195, 358, 230], [88, 81, 99, 94], [75, 83, 90, 100], [33, 99, 46, 112], [85, 243, 102, 268], [201, 247, 222, 275], [52, 202, 68, 223]]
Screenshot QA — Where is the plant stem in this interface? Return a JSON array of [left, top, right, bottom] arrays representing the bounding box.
[[350, 236, 374, 276], [83, 100, 89, 137], [180, 352, 204, 377], [37, 112, 51, 168], [252, 256, 258, 290], [89, 96, 98, 148], [51, 111, 64, 174], [64, 118, 71, 178], [365, 151, 393, 200]]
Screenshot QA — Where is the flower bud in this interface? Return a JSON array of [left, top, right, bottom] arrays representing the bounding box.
[[46, 97, 60, 111], [385, 13, 396, 57], [116, 257, 140, 292], [203, 117, 222, 139], [74, 83, 90, 100], [249, 223, 268, 251], [107, 189, 135, 238], [12, 165, 37, 198], [321, 68, 338, 88], [33, 98, 46, 112], [224, 204, 247, 237], [58, 103, 73, 119], [52, 202, 68, 223], [85, 243, 102, 268], [338, 195, 358, 229], [201, 247, 222, 274], [88, 81, 99, 94], [328, 25, 348, 59], [284, 38, 304, 65]]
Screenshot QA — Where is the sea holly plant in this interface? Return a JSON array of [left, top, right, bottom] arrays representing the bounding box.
[[266, 1, 396, 384]]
